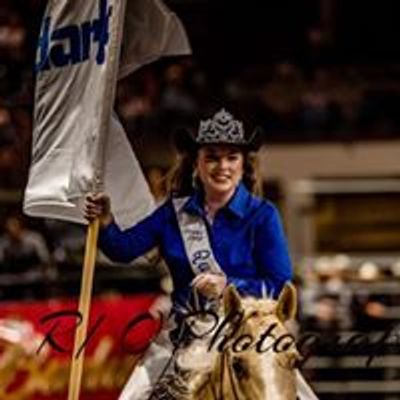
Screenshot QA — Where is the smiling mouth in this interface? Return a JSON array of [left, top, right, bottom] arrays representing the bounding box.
[[212, 175, 231, 182]]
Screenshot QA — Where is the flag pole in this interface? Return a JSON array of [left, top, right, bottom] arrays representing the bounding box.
[[67, 218, 100, 400], [67, 0, 128, 398]]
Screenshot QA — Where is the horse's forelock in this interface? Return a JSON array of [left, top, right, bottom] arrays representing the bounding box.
[[241, 297, 278, 316]]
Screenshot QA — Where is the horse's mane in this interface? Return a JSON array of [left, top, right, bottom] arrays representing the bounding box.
[[149, 371, 190, 400], [146, 334, 218, 400]]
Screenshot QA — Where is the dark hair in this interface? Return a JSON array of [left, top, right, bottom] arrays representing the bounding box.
[[166, 148, 261, 197]]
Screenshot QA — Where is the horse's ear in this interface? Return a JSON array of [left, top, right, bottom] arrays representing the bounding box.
[[276, 282, 297, 322], [223, 284, 242, 315]]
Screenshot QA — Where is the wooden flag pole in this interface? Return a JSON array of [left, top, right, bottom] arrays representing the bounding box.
[[67, 218, 100, 400]]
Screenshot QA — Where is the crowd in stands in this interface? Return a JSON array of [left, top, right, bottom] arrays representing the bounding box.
[[117, 60, 400, 146], [2, 1, 400, 189], [299, 254, 400, 334]]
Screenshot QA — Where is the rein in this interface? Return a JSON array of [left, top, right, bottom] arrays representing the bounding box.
[[208, 311, 259, 400], [221, 349, 242, 400]]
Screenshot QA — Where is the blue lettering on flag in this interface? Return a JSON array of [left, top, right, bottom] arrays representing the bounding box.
[[36, 0, 112, 72]]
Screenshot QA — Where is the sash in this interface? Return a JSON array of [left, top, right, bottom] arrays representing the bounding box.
[[174, 198, 273, 299], [172, 197, 223, 276]]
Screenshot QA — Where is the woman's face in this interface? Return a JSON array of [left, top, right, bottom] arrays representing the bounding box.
[[196, 145, 244, 198]]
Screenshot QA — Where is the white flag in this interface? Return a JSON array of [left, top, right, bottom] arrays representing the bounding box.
[[23, 0, 191, 229]]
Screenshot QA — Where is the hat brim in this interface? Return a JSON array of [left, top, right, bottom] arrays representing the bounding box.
[[173, 126, 264, 154]]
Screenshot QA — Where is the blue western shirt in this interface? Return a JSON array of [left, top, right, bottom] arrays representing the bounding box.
[[99, 183, 292, 311]]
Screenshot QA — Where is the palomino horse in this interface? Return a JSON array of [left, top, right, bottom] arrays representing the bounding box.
[[151, 283, 301, 400]]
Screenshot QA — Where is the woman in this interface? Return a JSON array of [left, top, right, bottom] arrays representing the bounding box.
[[84, 108, 293, 399]]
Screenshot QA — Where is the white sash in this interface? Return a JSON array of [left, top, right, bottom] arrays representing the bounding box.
[[172, 197, 223, 276]]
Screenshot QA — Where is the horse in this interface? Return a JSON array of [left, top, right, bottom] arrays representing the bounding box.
[[150, 282, 301, 400]]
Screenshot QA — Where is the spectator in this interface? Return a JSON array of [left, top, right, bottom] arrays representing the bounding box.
[[300, 255, 353, 330], [44, 219, 85, 265], [300, 68, 343, 136], [0, 10, 27, 97], [352, 293, 390, 332], [303, 293, 340, 333], [160, 63, 198, 119], [0, 105, 15, 148], [0, 105, 21, 188], [259, 62, 304, 133], [0, 214, 52, 275]]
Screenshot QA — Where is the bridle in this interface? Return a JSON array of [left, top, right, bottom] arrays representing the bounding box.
[[206, 311, 258, 400], [221, 348, 243, 400], [199, 345, 242, 400]]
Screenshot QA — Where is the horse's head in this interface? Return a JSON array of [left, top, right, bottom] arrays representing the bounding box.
[[191, 283, 301, 400]]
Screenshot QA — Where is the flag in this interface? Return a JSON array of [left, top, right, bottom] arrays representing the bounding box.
[[23, 0, 191, 229]]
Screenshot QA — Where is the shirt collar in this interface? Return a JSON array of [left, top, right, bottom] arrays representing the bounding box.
[[182, 182, 250, 219], [226, 182, 249, 219]]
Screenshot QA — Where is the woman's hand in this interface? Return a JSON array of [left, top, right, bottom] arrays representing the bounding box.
[[191, 272, 227, 299], [83, 192, 113, 227]]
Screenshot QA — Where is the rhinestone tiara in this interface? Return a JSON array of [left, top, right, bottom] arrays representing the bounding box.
[[197, 109, 245, 144]]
